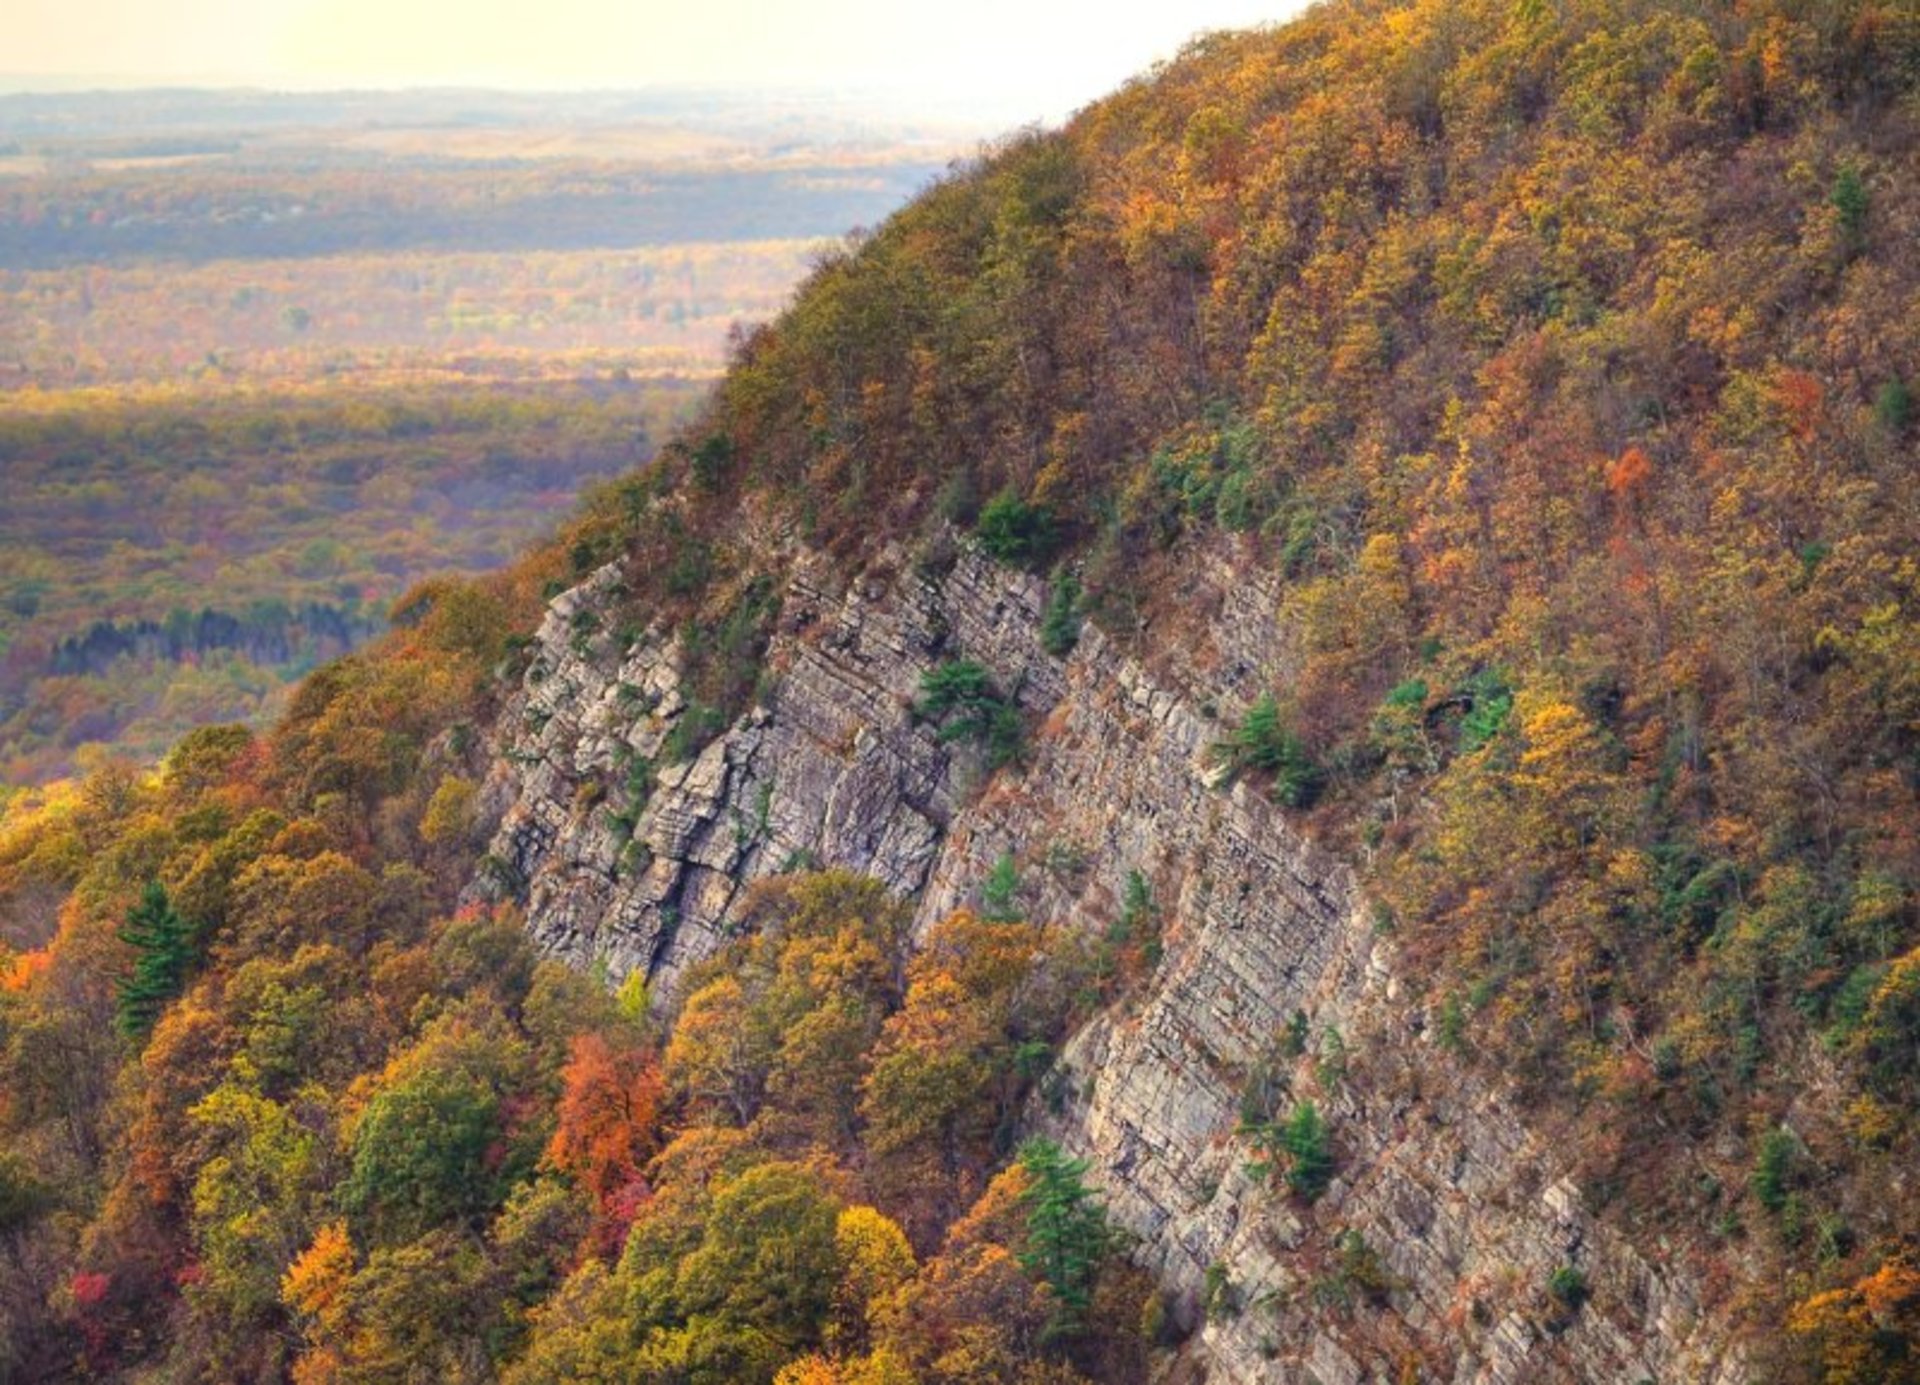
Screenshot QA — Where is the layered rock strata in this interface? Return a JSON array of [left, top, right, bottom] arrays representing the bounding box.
[[473, 540, 1740, 1382]]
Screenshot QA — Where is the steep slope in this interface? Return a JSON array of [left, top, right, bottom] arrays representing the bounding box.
[[479, 535, 1741, 1378], [468, 0, 1920, 1372], [2, 0, 1919, 1378]]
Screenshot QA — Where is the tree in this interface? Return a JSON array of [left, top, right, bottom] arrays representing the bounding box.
[[188, 1083, 317, 1325], [664, 974, 772, 1127], [831, 1206, 917, 1352], [544, 1032, 663, 1245], [499, 1260, 631, 1385], [1280, 1101, 1334, 1201], [877, 1242, 1054, 1379], [1016, 1138, 1110, 1337], [320, 1228, 494, 1384], [1040, 575, 1081, 657], [1119, 871, 1153, 936], [1787, 1259, 1920, 1384], [974, 490, 1059, 568], [861, 972, 1001, 1245], [115, 880, 199, 1043], [664, 1162, 843, 1359], [1212, 695, 1321, 806], [1853, 946, 1920, 1097], [340, 1015, 533, 1244], [282, 1220, 354, 1371], [1830, 166, 1869, 253], [918, 661, 1023, 770], [1876, 379, 1913, 435], [981, 853, 1023, 922], [342, 1063, 499, 1243], [418, 774, 478, 849], [1751, 1127, 1797, 1214]]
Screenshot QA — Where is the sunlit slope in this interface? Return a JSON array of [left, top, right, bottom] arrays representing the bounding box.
[[0, 0, 1916, 1378]]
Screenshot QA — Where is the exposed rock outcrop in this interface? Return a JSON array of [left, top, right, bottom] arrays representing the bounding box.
[[473, 539, 1742, 1382]]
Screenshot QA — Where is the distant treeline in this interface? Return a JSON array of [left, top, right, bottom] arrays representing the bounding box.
[[0, 239, 817, 389], [44, 602, 382, 679], [0, 84, 969, 144], [0, 377, 703, 782], [0, 163, 945, 267]]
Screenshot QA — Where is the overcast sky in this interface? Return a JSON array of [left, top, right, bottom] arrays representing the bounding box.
[[5, 0, 1304, 124]]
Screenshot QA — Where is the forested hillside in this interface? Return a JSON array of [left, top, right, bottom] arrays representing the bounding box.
[[1, 0, 1918, 1379], [0, 381, 701, 784]]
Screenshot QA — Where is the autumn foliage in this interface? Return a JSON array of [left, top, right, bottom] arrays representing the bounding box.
[[3, 0, 1920, 1375]]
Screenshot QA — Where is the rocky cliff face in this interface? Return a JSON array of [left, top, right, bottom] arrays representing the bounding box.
[[472, 535, 1744, 1383]]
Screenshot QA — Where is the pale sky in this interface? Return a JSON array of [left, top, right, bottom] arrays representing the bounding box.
[[3, 0, 1302, 124]]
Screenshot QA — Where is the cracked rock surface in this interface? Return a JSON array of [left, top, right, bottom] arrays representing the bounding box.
[[472, 540, 1742, 1383]]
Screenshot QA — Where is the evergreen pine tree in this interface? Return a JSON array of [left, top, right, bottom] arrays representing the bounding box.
[[116, 880, 198, 1042], [1040, 574, 1081, 657], [1214, 693, 1322, 806], [981, 853, 1022, 922], [1280, 1100, 1335, 1201], [1120, 870, 1153, 934], [1018, 1137, 1111, 1338]]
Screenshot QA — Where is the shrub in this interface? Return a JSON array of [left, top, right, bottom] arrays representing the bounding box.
[[1853, 946, 1920, 1096], [607, 757, 656, 840], [1313, 1229, 1395, 1311], [1238, 1055, 1286, 1131], [1281, 1101, 1335, 1201], [1457, 670, 1513, 751], [679, 575, 780, 728], [981, 853, 1022, 921], [689, 433, 734, 492], [975, 489, 1059, 567], [1371, 677, 1433, 771], [1040, 573, 1082, 657], [1314, 1027, 1348, 1088], [918, 660, 1024, 770], [1548, 1265, 1589, 1311], [1830, 165, 1869, 249], [1213, 694, 1322, 806], [661, 702, 727, 766], [1113, 868, 1162, 971], [1281, 1008, 1310, 1058], [1240, 1099, 1338, 1202], [1877, 378, 1913, 434], [1203, 1261, 1240, 1321], [1752, 1127, 1797, 1214]]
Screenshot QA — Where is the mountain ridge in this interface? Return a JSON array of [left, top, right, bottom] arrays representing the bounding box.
[[2, 0, 1917, 1377]]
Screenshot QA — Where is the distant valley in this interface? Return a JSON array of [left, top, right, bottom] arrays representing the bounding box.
[[0, 87, 975, 787]]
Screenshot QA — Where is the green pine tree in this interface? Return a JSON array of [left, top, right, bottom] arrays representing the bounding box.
[[981, 852, 1022, 922], [1018, 1137, 1111, 1338], [1830, 165, 1869, 252], [1213, 694, 1322, 806], [1120, 870, 1153, 933], [918, 660, 1024, 769], [116, 880, 199, 1043], [1280, 1100, 1335, 1201], [1040, 573, 1082, 657]]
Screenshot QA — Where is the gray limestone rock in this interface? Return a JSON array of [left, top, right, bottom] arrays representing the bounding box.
[[469, 538, 1743, 1384]]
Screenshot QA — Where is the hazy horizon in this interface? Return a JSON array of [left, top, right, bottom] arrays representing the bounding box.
[[5, 0, 1302, 127]]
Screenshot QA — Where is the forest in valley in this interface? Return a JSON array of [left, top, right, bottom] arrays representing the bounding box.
[[2, 0, 1920, 1380], [0, 241, 824, 386], [0, 381, 702, 784], [0, 89, 964, 788], [0, 163, 938, 269]]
